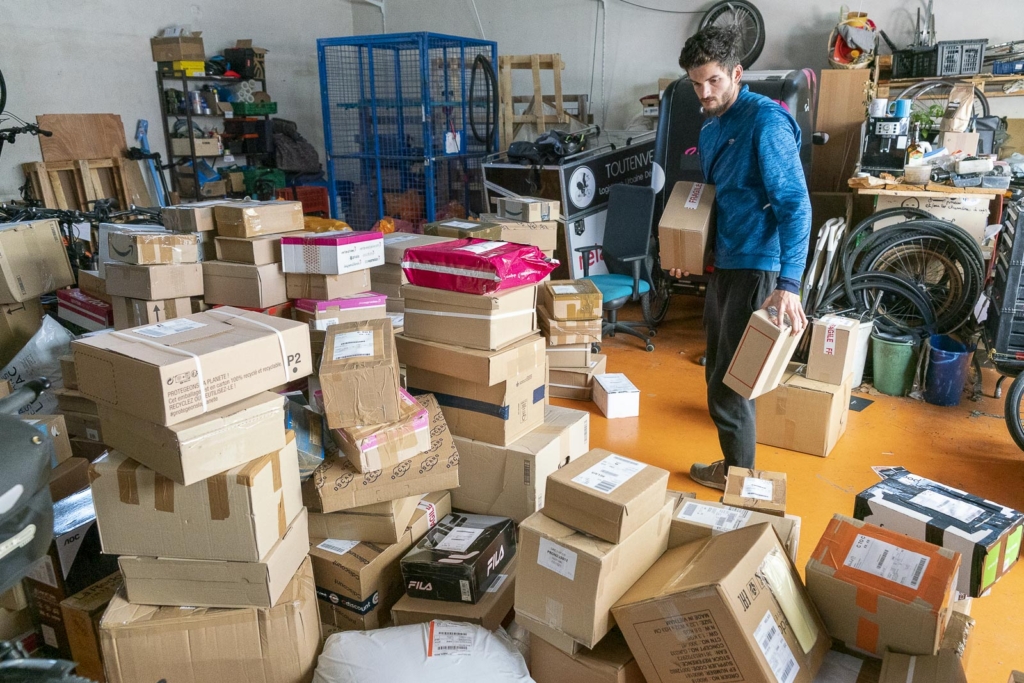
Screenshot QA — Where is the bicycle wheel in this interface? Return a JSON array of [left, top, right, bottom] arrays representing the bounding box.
[[904, 80, 989, 127], [1004, 373, 1024, 452], [642, 266, 672, 327], [699, 0, 765, 70], [0, 67, 6, 117]]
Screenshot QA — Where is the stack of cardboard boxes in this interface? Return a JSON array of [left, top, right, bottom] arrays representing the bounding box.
[[540, 280, 606, 401], [371, 232, 454, 314]]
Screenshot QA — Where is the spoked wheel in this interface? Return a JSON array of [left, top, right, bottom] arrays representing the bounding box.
[[1004, 374, 1024, 452], [699, 0, 765, 69], [642, 267, 672, 327], [900, 80, 989, 131]]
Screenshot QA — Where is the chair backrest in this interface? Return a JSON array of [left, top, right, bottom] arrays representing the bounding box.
[[603, 184, 655, 281]]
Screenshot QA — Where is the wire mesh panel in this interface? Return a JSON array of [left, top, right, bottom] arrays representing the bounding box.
[[318, 33, 498, 229]]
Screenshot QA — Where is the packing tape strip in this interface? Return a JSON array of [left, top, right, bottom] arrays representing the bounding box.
[[207, 474, 231, 520], [403, 307, 534, 321], [400, 260, 501, 282], [110, 331, 208, 413], [116, 458, 141, 505], [758, 547, 819, 654], [153, 473, 175, 513], [206, 308, 292, 382], [905, 656, 916, 683]]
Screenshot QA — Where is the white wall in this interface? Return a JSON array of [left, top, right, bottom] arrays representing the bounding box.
[[0, 0, 356, 199]]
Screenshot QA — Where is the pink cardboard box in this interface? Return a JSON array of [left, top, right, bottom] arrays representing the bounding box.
[[281, 230, 384, 275], [57, 288, 113, 331], [293, 292, 387, 330]]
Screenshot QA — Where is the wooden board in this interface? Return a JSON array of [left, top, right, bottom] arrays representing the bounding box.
[[122, 159, 156, 207], [810, 70, 871, 193], [22, 158, 129, 210], [36, 114, 127, 162], [855, 185, 998, 198]]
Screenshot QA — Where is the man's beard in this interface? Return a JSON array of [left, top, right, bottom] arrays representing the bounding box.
[[702, 83, 739, 117]]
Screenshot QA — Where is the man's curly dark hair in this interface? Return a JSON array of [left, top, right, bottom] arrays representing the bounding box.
[[679, 25, 742, 72]]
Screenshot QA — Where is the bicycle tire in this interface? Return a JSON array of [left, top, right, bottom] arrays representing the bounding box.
[[0, 67, 6, 117], [1004, 374, 1024, 452], [840, 207, 935, 304], [903, 80, 989, 120], [699, 0, 765, 70], [820, 272, 936, 335], [642, 265, 672, 326]]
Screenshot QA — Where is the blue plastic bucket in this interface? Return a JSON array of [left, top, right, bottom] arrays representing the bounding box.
[[924, 335, 972, 407]]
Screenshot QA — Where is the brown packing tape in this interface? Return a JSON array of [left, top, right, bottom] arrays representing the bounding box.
[[271, 451, 282, 491], [116, 458, 141, 505], [207, 474, 230, 520], [278, 497, 287, 538], [153, 473, 175, 513], [236, 451, 273, 486]]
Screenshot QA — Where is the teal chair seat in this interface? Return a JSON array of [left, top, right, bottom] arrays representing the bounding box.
[[587, 274, 650, 304]]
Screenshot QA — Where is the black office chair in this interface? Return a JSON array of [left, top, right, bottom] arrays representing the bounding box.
[[577, 184, 661, 352]]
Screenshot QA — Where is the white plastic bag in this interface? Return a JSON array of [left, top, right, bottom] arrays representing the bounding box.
[[0, 315, 74, 415]]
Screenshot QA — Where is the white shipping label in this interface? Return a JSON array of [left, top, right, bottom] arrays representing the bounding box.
[[910, 490, 986, 524], [843, 534, 931, 589], [317, 539, 360, 557], [384, 233, 420, 244], [134, 318, 207, 338], [457, 241, 505, 254], [537, 537, 577, 580], [445, 220, 479, 229], [313, 317, 339, 331], [684, 183, 705, 209], [754, 610, 800, 683], [677, 501, 753, 532], [388, 313, 405, 328], [742, 478, 775, 501], [331, 330, 375, 361], [436, 527, 484, 553], [86, 428, 100, 441], [823, 322, 838, 356], [571, 453, 646, 494], [486, 574, 508, 593], [429, 621, 475, 657], [551, 285, 579, 295], [595, 373, 639, 394], [459, 580, 472, 602]]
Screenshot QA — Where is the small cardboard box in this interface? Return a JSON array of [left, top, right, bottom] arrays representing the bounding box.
[[546, 343, 591, 369], [0, 219, 76, 303], [98, 223, 163, 278], [451, 404, 590, 522], [59, 572, 122, 683], [178, 177, 227, 199], [396, 332, 545, 386], [104, 262, 204, 300], [56, 289, 114, 331], [724, 467, 788, 516], [22, 414, 73, 466], [293, 292, 387, 331], [213, 200, 304, 238], [544, 447, 668, 544], [320, 318, 402, 430], [392, 557, 516, 631], [118, 508, 309, 609], [162, 200, 231, 233], [334, 388, 429, 473], [110, 295, 191, 331], [402, 284, 538, 351], [423, 218, 503, 240], [807, 315, 866, 385], [307, 494, 421, 545], [480, 213, 559, 251], [99, 557, 321, 683], [281, 230, 385, 275], [73, 307, 311, 426], [150, 32, 205, 62], [170, 137, 222, 157], [285, 269, 371, 300], [96, 392, 285, 485], [539, 305, 602, 346], [214, 232, 296, 265], [658, 181, 715, 275], [548, 355, 607, 401], [593, 373, 640, 419], [108, 231, 199, 266], [670, 497, 800, 562], [202, 261, 288, 308], [382, 232, 455, 264], [853, 466, 1024, 598], [539, 280, 603, 321], [613, 523, 830, 683], [0, 299, 43, 366], [723, 310, 805, 400], [77, 270, 108, 303], [62, 411, 103, 443], [806, 514, 960, 657], [88, 434, 302, 562], [879, 651, 966, 683], [756, 364, 852, 457], [530, 628, 645, 683], [498, 196, 560, 222], [302, 394, 459, 512], [515, 500, 671, 649]]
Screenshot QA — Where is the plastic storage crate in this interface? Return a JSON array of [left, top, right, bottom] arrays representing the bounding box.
[[986, 202, 1024, 358], [892, 40, 987, 78], [993, 60, 1024, 75], [317, 32, 499, 229], [231, 101, 278, 116]]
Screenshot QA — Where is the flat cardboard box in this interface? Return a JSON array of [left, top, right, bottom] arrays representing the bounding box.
[[302, 394, 459, 512], [723, 467, 788, 516], [307, 494, 421, 544], [99, 557, 321, 683], [88, 434, 302, 562], [170, 137, 222, 157], [0, 300, 43, 366], [73, 307, 312, 425], [670, 496, 801, 562], [110, 295, 191, 330], [55, 388, 99, 416], [544, 447, 668, 544], [293, 292, 387, 331], [402, 283, 538, 352], [22, 414, 73, 465], [515, 501, 671, 649], [62, 411, 103, 443], [96, 392, 286, 485], [409, 491, 452, 541], [396, 332, 545, 386], [515, 610, 582, 656], [530, 628, 644, 683], [549, 355, 607, 401], [806, 315, 867, 385], [480, 213, 559, 251], [805, 514, 960, 657], [539, 280, 603, 321], [853, 466, 1024, 598], [392, 556, 516, 631], [756, 364, 852, 457], [334, 388, 428, 473], [98, 223, 164, 278], [150, 33, 205, 61], [161, 200, 230, 233], [202, 260, 288, 308], [0, 219, 76, 303], [546, 343, 591, 369], [281, 230, 384, 276], [77, 270, 109, 304], [498, 196, 560, 222], [878, 651, 966, 683], [215, 232, 296, 265], [540, 305, 602, 346], [381, 232, 455, 263], [658, 181, 715, 275], [119, 508, 309, 609], [286, 270, 371, 301], [451, 404, 590, 522], [49, 456, 91, 501], [56, 288, 113, 331], [213, 200, 304, 238], [724, 309, 805, 400], [107, 231, 198, 265], [406, 363, 546, 446], [320, 318, 402, 430], [613, 523, 830, 683], [593, 373, 640, 419], [104, 262, 204, 300], [423, 218, 503, 240], [59, 572, 122, 683]]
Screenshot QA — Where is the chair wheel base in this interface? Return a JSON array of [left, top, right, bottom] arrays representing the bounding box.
[[592, 343, 602, 354], [645, 343, 655, 352], [699, 355, 707, 366]]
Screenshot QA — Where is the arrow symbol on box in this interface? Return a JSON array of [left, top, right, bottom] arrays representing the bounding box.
[[153, 305, 162, 321]]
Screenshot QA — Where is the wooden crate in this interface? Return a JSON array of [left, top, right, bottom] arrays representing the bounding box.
[[23, 158, 131, 210], [499, 53, 587, 151]]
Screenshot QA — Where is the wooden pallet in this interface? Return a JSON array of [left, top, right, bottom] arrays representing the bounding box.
[[22, 158, 131, 210], [499, 53, 574, 151]]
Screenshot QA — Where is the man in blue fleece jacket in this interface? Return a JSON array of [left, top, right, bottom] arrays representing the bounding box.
[[669, 26, 810, 490]]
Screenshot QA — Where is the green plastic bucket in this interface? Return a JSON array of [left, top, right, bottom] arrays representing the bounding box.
[[872, 332, 917, 396]]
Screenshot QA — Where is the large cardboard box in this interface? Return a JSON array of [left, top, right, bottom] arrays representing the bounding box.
[[806, 315, 866, 385], [878, 651, 966, 683], [724, 467, 788, 516], [544, 448, 668, 544], [213, 200, 304, 238], [334, 388, 429, 472], [281, 230, 384, 275], [0, 219, 76, 303], [392, 557, 516, 631], [530, 628, 644, 683], [302, 394, 459, 512], [307, 494, 421, 544], [724, 310, 805, 399], [56, 288, 114, 331], [396, 332, 545, 385], [805, 514, 960, 657], [89, 434, 302, 562], [549, 355, 607, 400], [104, 262, 204, 300], [107, 230, 198, 265], [670, 496, 801, 562], [515, 500, 672, 649], [110, 295, 192, 330], [382, 232, 455, 263], [539, 280, 603, 321], [613, 523, 830, 683], [118, 508, 309, 609], [1, 299, 43, 365], [73, 307, 312, 425], [853, 466, 1024, 598], [99, 557, 321, 683], [161, 199, 230, 233], [402, 284, 538, 351], [451, 404, 590, 522], [150, 32, 205, 61], [658, 181, 715, 275], [423, 218, 503, 240], [756, 364, 852, 457], [202, 261, 288, 308], [59, 572, 122, 683], [320, 318, 402, 430], [77, 270, 109, 303], [215, 232, 294, 265], [285, 270, 372, 300], [539, 305, 602, 346], [480, 214, 559, 251]]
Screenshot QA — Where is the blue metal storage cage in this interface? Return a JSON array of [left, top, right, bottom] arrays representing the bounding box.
[[317, 32, 499, 229]]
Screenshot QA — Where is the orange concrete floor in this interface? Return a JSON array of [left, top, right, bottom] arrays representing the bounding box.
[[550, 294, 1024, 682]]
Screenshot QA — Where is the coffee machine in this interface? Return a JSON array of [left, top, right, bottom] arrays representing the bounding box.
[[861, 116, 911, 175]]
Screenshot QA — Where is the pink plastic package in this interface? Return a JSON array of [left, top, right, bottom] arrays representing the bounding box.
[[401, 239, 558, 295]]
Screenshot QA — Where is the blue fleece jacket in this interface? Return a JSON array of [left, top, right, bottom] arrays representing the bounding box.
[[699, 85, 811, 288]]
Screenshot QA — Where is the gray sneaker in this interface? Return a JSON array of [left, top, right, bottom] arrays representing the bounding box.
[[689, 460, 727, 491]]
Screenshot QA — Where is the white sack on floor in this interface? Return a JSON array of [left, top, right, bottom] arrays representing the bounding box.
[[1, 315, 74, 415]]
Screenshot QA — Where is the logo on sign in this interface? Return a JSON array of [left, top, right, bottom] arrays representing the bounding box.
[[409, 580, 433, 591], [569, 166, 596, 209], [486, 544, 505, 575]]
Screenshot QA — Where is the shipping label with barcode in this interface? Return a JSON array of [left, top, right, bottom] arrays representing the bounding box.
[[678, 501, 752, 532], [317, 539, 360, 557], [910, 490, 986, 524], [843, 534, 931, 589], [313, 317, 339, 331], [428, 620, 475, 657], [134, 317, 206, 338], [459, 580, 472, 602], [753, 610, 800, 683], [537, 537, 577, 580], [571, 453, 646, 494], [331, 330, 375, 361], [741, 478, 775, 501], [436, 527, 484, 553]]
